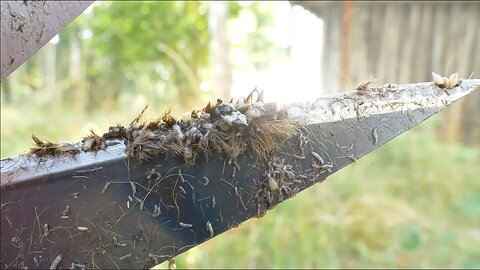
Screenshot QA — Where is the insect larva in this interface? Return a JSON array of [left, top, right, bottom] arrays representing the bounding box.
[[312, 151, 324, 164], [202, 176, 209, 186], [102, 182, 111, 194], [119, 253, 132, 261], [113, 236, 118, 246], [212, 196, 216, 208], [49, 254, 62, 270], [77, 226, 89, 232], [178, 186, 186, 195], [179, 222, 193, 228], [206, 221, 214, 237]]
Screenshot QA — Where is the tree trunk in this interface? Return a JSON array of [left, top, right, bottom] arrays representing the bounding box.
[[208, 1, 232, 99]]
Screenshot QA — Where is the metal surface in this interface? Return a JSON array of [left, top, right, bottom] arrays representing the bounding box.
[[1, 80, 479, 269], [0, 0, 94, 81]]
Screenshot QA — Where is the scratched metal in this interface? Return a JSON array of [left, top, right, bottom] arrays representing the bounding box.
[[1, 80, 478, 269]]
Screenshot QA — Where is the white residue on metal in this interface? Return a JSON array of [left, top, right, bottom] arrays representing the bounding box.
[[282, 80, 479, 124]]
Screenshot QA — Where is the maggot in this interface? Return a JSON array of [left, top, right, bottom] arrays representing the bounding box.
[[312, 151, 324, 164], [77, 226, 89, 232]]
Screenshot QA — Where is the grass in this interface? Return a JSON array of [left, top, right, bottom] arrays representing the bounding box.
[[2, 103, 479, 268]]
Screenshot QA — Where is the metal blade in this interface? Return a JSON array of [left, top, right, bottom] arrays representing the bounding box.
[[0, 1, 94, 81], [1, 80, 478, 269]]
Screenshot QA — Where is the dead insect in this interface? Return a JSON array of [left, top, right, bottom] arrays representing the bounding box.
[[179, 222, 193, 228], [355, 78, 374, 93], [312, 151, 324, 164], [113, 236, 118, 246], [33, 256, 40, 267], [178, 186, 186, 195], [372, 128, 378, 145], [446, 72, 461, 89], [50, 254, 62, 270], [101, 182, 111, 194], [73, 192, 79, 199], [267, 175, 279, 192], [432, 72, 461, 89], [206, 221, 214, 237]]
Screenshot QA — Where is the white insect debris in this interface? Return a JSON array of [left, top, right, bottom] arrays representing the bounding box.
[[152, 204, 161, 217], [130, 181, 137, 196], [372, 128, 379, 145], [206, 221, 214, 237], [49, 254, 62, 270], [202, 176, 209, 186], [101, 182, 111, 194], [212, 196, 216, 208], [119, 253, 132, 260], [77, 226, 89, 232], [61, 205, 70, 219], [179, 222, 193, 228], [43, 223, 49, 236], [312, 151, 324, 164]]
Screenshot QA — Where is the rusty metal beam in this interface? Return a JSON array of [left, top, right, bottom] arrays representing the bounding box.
[[0, 0, 94, 81]]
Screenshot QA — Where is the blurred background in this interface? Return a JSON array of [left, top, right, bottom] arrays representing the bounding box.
[[1, 1, 479, 268]]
